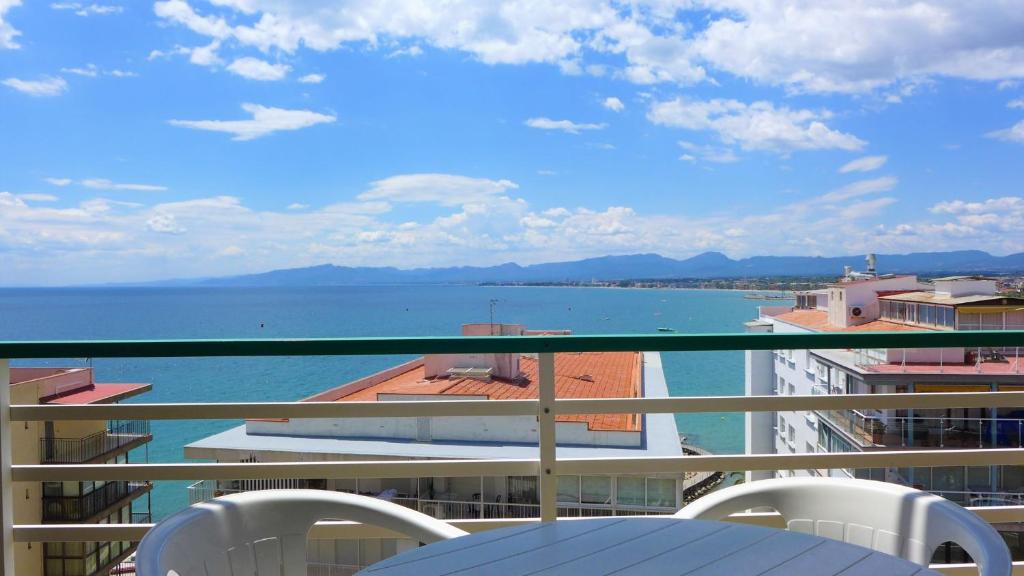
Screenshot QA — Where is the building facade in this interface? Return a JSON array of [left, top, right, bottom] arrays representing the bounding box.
[[747, 268, 1024, 510], [9, 368, 152, 576]]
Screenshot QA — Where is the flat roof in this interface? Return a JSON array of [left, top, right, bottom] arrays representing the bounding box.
[[878, 292, 1024, 306], [329, 352, 641, 432], [932, 276, 998, 281], [43, 383, 151, 405], [187, 352, 681, 461], [773, 309, 934, 333]]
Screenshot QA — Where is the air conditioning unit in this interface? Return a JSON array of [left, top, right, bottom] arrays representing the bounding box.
[[848, 305, 863, 318]]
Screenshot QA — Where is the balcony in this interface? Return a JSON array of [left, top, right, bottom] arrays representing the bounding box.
[[39, 419, 151, 464], [3, 329, 1024, 574], [43, 481, 151, 522], [817, 408, 1024, 449]]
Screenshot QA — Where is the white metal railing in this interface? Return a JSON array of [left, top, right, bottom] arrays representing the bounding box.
[[5, 339, 1024, 574]]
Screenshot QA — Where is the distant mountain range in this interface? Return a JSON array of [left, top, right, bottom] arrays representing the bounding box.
[[182, 250, 1024, 286]]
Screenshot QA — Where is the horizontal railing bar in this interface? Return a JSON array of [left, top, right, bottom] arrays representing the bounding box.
[[12, 449, 1024, 481], [556, 392, 1024, 414], [14, 391, 1024, 422], [11, 459, 540, 482], [14, 504, 1024, 542], [1, 330, 1021, 358], [11, 400, 538, 421], [557, 449, 1024, 474]]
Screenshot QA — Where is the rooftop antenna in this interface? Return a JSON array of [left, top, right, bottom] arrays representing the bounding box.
[[489, 299, 499, 335], [866, 253, 877, 275]]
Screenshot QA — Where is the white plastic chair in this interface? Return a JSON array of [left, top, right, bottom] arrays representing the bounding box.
[[676, 477, 1011, 576], [135, 489, 468, 576]]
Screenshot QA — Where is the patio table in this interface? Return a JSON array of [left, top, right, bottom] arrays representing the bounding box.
[[356, 517, 943, 575]]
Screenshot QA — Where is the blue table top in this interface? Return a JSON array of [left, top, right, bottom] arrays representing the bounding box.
[[357, 517, 942, 575]]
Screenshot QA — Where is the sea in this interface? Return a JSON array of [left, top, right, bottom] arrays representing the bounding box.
[[0, 285, 786, 519]]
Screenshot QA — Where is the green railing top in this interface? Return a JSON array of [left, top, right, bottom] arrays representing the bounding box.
[[0, 330, 1022, 358]]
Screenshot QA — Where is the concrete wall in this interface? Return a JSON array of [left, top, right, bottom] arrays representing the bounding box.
[[11, 380, 42, 576], [829, 276, 919, 328], [247, 403, 641, 447], [934, 279, 996, 297], [763, 318, 820, 478]]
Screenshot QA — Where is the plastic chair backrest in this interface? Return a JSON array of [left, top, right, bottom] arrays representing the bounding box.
[[136, 489, 468, 576], [676, 477, 1011, 576]]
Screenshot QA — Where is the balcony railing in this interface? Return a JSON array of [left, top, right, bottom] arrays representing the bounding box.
[[819, 408, 1024, 449], [42, 480, 151, 522], [39, 419, 151, 464], [3, 329, 1024, 576]]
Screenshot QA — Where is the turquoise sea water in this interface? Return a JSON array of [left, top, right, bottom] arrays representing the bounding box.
[[0, 285, 781, 518]]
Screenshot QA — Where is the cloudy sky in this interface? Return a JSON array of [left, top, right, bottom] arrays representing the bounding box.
[[1, 0, 1023, 285]]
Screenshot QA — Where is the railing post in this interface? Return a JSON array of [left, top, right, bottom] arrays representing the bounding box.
[[1, 359, 13, 575], [538, 352, 556, 522]]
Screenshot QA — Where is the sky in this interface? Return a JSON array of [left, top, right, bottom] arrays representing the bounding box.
[[1, 0, 1023, 286]]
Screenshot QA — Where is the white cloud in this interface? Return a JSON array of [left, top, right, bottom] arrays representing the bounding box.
[[986, 120, 1024, 143], [931, 197, 1023, 215], [839, 155, 888, 173], [819, 176, 899, 202], [287, 203, 309, 210], [688, 1, 1024, 94], [19, 193, 58, 202], [1009, 99, 1024, 109], [45, 177, 72, 187], [61, 64, 137, 78], [51, 2, 122, 16], [602, 97, 624, 112], [387, 45, 423, 59], [168, 103, 336, 141], [648, 97, 865, 153], [298, 73, 324, 84], [226, 57, 290, 81], [677, 141, 738, 163], [525, 117, 607, 134], [62, 64, 98, 77], [358, 174, 518, 206], [0, 0, 22, 49], [149, 1, 1024, 95], [146, 212, 186, 234], [81, 178, 168, 192], [2, 76, 68, 97]]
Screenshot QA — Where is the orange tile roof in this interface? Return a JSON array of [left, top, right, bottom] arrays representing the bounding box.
[[333, 352, 642, 432], [773, 309, 935, 333]]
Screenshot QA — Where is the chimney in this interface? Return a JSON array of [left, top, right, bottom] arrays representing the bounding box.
[[866, 253, 877, 275]]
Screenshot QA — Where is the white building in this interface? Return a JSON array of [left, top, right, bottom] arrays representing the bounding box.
[[187, 324, 698, 570], [747, 264, 1024, 509]]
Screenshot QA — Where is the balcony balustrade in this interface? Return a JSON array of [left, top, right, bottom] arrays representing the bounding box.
[[39, 420, 151, 464], [818, 408, 1024, 449], [42, 480, 150, 522], [3, 329, 1024, 575]]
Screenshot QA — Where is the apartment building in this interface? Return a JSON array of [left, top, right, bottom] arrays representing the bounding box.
[[186, 324, 692, 569], [746, 260, 1024, 510], [8, 368, 152, 576]]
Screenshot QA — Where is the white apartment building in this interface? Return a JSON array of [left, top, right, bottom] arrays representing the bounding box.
[[747, 261, 1024, 511], [186, 324, 700, 570]]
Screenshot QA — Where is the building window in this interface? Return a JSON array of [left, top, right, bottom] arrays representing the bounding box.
[[581, 476, 611, 505], [778, 415, 785, 437], [615, 477, 643, 506], [787, 424, 796, 444], [788, 383, 795, 396], [645, 478, 676, 508], [556, 476, 579, 503]]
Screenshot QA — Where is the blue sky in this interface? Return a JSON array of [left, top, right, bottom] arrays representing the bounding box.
[[1, 0, 1023, 285]]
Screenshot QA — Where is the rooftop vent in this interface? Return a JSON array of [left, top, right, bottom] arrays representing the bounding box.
[[446, 367, 494, 382]]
